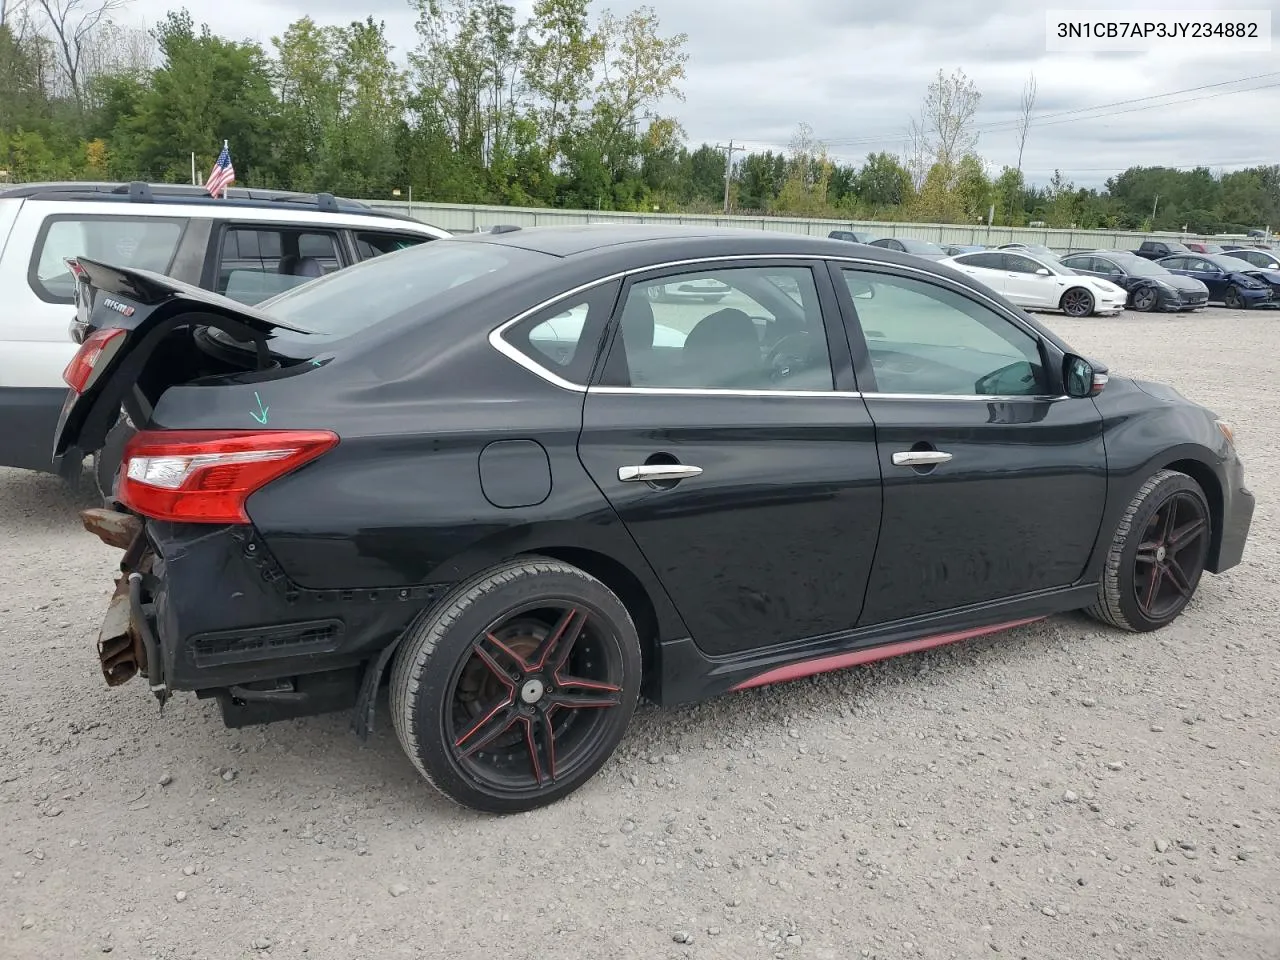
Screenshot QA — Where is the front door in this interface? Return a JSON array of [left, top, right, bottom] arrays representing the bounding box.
[[577, 260, 883, 658], [831, 263, 1108, 626]]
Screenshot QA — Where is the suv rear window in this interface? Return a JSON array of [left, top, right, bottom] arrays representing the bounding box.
[[255, 240, 553, 338], [355, 231, 432, 260], [32, 216, 186, 303], [216, 226, 343, 305]]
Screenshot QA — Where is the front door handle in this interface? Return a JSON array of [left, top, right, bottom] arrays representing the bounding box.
[[618, 464, 703, 482], [892, 450, 953, 467]]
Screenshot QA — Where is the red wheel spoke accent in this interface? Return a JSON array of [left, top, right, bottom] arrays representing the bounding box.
[[455, 701, 518, 756], [1165, 560, 1193, 597], [549, 691, 621, 709], [477, 632, 530, 677], [519, 715, 556, 786], [529, 607, 585, 673], [1168, 517, 1206, 552], [555, 673, 621, 693], [1142, 563, 1164, 612]]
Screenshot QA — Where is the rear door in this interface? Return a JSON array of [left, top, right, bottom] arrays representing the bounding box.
[[576, 259, 884, 657], [832, 262, 1107, 626]]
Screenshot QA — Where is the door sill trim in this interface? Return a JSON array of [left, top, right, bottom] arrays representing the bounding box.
[[650, 582, 1098, 706]]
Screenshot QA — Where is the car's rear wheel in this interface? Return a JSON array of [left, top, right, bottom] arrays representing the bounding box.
[[1224, 286, 1245, 309], [1131, 286, 1157, 312], [1085, 469, 1212, 632], [1060, 287, 1095, 317], [390, 557, 642, 813]]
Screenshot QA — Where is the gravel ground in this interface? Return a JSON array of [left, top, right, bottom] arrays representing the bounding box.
[[2, 306, 1277, 960]]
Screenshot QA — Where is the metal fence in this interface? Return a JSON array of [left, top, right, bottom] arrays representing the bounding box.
[[362, 198, 1244, 251]]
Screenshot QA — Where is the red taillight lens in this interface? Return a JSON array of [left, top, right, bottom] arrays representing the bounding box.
[[62, 326, 127, 393], [118, 429, 339, 524]]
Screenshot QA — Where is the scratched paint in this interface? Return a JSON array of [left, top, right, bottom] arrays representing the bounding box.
[[250, 391, 270, 425]]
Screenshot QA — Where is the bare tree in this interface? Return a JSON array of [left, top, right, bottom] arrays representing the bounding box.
[[1015, 71, 1037, 176], [910, 67, 982, 174], [33, 0, 125, 105]]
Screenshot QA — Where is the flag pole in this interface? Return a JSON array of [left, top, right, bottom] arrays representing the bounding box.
[[222, 140, 229, 198], [191, 152, 196, 186]]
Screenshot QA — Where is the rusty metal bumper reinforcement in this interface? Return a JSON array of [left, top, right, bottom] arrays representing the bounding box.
[[82, 507, 168, 706]]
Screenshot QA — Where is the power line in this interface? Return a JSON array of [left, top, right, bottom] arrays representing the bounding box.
[[819, 71, 1280, 148]]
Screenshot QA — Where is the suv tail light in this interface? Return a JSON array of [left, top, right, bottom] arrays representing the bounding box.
[[119, 429, 339, 524], [62, 326, 127, 393]]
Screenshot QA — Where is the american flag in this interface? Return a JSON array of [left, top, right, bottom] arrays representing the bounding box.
[[204, 142, 235, 198]]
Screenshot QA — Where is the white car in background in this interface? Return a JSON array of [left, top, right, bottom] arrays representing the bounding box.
[[941, 248, 1128, 317]]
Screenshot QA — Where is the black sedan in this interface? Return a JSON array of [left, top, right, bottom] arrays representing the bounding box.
[[1059, 251, 1210, 312], [1156, 253, 1277, 308], [868, 236, 948, 260], [57, 227, 1254, 813]]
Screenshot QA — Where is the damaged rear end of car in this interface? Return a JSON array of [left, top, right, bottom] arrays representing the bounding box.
[[60, 257, 355, 721]]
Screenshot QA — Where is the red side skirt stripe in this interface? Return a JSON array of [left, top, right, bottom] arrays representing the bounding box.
[[729, 617, 1047, 692]]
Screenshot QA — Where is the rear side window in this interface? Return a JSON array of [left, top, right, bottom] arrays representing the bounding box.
[[499, 281, 622, 385], [355, 231, 432, 260], [216, 226, 343, 304], [31, 216, 186, 303], [957, 252, 1003, 269]]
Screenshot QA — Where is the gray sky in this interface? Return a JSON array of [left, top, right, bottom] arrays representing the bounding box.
[[119, 0, 1279, 188]]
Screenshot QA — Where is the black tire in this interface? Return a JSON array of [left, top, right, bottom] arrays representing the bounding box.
[[1060, 287, 1095, 317], [389, 556, 642, 814], [92, 414, 136, 503], [1224, 286, 1244, 309], [1085, 469, 1212, 633], [1131, 285, 1158, 312]]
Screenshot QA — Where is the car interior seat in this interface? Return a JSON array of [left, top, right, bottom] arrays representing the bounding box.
[[681, 308, 763, 389]]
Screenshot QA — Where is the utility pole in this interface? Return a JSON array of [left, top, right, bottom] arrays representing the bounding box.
[[715, 140, 739, 214], [1151, 194, 1159, 227]]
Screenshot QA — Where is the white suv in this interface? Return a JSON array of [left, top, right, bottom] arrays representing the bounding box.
[[0, 181, 450, 482]]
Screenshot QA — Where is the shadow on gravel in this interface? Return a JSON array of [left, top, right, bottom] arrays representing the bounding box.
[[0, 465, 98, 534]]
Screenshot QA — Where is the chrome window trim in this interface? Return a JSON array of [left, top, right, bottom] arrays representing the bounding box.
[[860, 392, 1069, 402], [590, 386, 862, 399], [487, 252, 1055, 395]]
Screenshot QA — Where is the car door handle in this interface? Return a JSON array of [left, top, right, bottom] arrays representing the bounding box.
[[892, 451, 953, 467], [618, 464, 703, 482]]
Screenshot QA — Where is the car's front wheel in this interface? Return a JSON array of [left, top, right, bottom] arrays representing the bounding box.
[[390, 557, 642, 813], [1130, 285, 1157, 312], [1224, 286, 1245, 309], [1060, 287, 1095, 317], [1085, 469, 1212, 632]]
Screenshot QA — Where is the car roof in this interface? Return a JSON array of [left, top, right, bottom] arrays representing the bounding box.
[[447, 223, 916, 260], [0, 180, 447, 233]]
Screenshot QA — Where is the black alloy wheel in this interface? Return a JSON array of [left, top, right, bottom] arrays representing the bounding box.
[[1224, 286, 1245, 309], [390, 558, 641, 813], [1131, 286, 1157, 312], [1060, 287, 1095, 317], [1086, 469, 1211, 632]]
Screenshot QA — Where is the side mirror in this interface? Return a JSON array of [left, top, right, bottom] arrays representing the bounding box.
[[1035, 267, 1052, 276], [1064, 354, 1104, 398]]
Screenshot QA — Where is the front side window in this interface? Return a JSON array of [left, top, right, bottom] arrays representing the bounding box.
[[1005, 254, 1046, 274], [32, 216, 186, 302], [841, 268, 1048, 398], [603, 265, 835, 392]]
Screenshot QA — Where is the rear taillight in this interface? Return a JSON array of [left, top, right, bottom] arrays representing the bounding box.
[[118, 429, 338, 524], [62, 326, 127, 393]]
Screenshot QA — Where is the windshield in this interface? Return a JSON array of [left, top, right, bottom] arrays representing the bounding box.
[[899, 239, 945, 254], [254, 240, 553, 338]]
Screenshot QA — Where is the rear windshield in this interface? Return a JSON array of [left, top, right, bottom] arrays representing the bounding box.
[[254, 240, 554, 338], [899, 239, 945, 254]]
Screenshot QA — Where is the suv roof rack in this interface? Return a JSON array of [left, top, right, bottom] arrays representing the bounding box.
[[0, 180, 424, 224]]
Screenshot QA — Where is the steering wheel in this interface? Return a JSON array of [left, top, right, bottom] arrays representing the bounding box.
[[766, 331, 813, 382]]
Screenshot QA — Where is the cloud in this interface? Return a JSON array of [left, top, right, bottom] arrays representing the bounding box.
[[120, 0, 1280, 189]]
